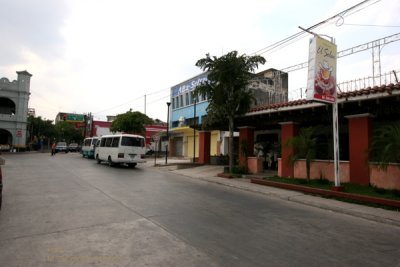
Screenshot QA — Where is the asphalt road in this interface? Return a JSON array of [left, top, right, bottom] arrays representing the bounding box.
[[0, 152, 399, 267]]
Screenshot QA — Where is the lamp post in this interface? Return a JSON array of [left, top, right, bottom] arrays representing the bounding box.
[[193, 97, 197, 163], [165, 102, 171, 165]]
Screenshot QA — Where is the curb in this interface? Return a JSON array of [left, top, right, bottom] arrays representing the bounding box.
[[215, 177, 400, 228], [250, 178, 400, 208]]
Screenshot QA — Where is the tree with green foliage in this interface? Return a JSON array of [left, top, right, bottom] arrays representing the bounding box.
[[27, 115, 56, 141], [370, 122, 400, 170], [27, 115, 56, 149], [194, 51, 266, 172], [286, 127, 318, 182], [110, 110, 153, 135], [27, 116, 84, 149], [54, 121, 83, 144]]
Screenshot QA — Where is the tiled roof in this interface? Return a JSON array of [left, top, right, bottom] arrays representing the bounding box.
[[338, 83, 400, 98], [249, 99, 311, 112], [248, 82, 400, 113]]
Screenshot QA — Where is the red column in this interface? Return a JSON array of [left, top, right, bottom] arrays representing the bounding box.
[[280, 122, 298, 178], [198, 131, 211, 164], [238, 127, 255, 166], [346, 114, 373, 185]]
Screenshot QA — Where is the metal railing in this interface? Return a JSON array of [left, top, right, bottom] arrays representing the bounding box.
[[288, 69, 400, 101], [337, 69, 399, 93]]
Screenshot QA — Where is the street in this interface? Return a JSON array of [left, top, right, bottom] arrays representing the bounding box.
[[0, 152, 399, 267]]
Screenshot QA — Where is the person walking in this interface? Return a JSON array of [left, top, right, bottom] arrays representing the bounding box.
[[51, 142, 56, 156]]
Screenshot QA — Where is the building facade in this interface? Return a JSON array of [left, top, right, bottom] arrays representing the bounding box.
[[169, 73, 216, 158], [169, 69, 288, 160], [0, 71, 32, 150], [249, 68, 288, 106]]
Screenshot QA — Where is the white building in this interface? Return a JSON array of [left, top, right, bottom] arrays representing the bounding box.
[[0, 70, 32, 150]]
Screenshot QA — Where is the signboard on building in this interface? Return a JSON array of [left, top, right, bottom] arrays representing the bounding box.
[[171, 73, 208, 98], [306, 36, 337, 103], [66, 114, 85, 122], [16, 129, 22, 137]]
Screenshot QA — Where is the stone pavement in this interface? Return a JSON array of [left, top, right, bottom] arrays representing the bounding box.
[[150, 160, 400, 228]]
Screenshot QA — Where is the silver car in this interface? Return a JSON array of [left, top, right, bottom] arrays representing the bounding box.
[[55, 142, 68, 153]]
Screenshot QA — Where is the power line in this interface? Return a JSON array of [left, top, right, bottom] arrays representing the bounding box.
[[93, 95, 144, 115], [343, 23, 400, 28], [147, 93, 170, 105], [92, 85, 170, 115], [30, 91, 60, 112], [94, 1, 380, 117], [253, 0, 378, 56], [146, 87, 170, 96]]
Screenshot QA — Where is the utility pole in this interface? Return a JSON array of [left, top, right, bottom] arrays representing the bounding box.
[[193, 97, 197, 163], [165, 102, 171, 165], [144, 94, 146, 114]]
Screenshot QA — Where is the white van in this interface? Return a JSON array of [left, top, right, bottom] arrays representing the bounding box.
[[95, 134, 146, 167], [81, 137, 99, 158]]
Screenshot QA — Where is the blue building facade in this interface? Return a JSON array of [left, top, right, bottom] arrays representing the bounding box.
[[169, 72, 222, 158], [170, 72, 208, 128]]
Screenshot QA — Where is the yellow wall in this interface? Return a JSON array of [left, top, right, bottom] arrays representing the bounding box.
[[178, 130, 220, 158], [210, 131, 219, 155], [186, 133, 199, 158]]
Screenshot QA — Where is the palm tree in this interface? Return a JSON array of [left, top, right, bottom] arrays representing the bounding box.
[[286, 127, 318, 182], [194, 51, 266, 172], [370, 122, 400, 170]]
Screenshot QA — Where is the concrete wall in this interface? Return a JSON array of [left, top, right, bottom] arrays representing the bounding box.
[[370, 163, 400, 190], [278, 159, 400, 190], [278, 159, 350, 183]]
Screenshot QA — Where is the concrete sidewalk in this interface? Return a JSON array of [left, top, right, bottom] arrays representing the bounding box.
[[152, 163, 400, 227]]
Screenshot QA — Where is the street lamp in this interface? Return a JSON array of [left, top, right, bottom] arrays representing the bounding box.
[[165, 102, 171, 165], [193, 97, 197, 163]]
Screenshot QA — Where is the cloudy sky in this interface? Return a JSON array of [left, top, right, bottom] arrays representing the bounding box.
[[1, 0, 399, 122]]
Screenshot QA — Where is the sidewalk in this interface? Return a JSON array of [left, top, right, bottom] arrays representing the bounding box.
[[152, 163, 400, 227]]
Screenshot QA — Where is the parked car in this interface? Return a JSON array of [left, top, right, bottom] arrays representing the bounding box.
[[55, 142, 68, 153], [68, 143, 80, 152]]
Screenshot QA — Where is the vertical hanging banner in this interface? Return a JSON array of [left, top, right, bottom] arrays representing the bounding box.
[[306, 36, 337, 103]]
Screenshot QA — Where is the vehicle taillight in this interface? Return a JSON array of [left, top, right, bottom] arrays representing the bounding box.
[[118, 153, 124, 158]]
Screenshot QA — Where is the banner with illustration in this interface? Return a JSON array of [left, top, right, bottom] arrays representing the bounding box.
[[306, 36, 337, 103]]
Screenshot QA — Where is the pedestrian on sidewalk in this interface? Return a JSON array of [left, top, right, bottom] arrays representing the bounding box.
[[51, 142, 56, 156]]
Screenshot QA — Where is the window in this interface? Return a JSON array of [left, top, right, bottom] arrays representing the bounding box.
[[175, 96, 179, 108], [191, 92, 195, 104], [121, 136, 144, 147], [172, 98, 175, 109], [92, 138, 98, 146], [179, 95, 183, 107], [111, 137, 120, 147], [105, 137, 112, 147], [185, 93, 189, 106], [100, 138, 106, 147], [84, 139, 91, 146]]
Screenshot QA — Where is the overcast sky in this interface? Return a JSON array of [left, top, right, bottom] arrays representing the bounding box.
[[1, 0, 399, 122]]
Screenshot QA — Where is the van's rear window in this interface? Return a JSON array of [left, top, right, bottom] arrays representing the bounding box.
[[121, 137, 144, 147]]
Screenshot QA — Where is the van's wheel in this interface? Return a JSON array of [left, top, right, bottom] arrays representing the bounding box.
[[127, 163, 137, 168], [96, 155, 101, 164], [108, 156, 114, 167]]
